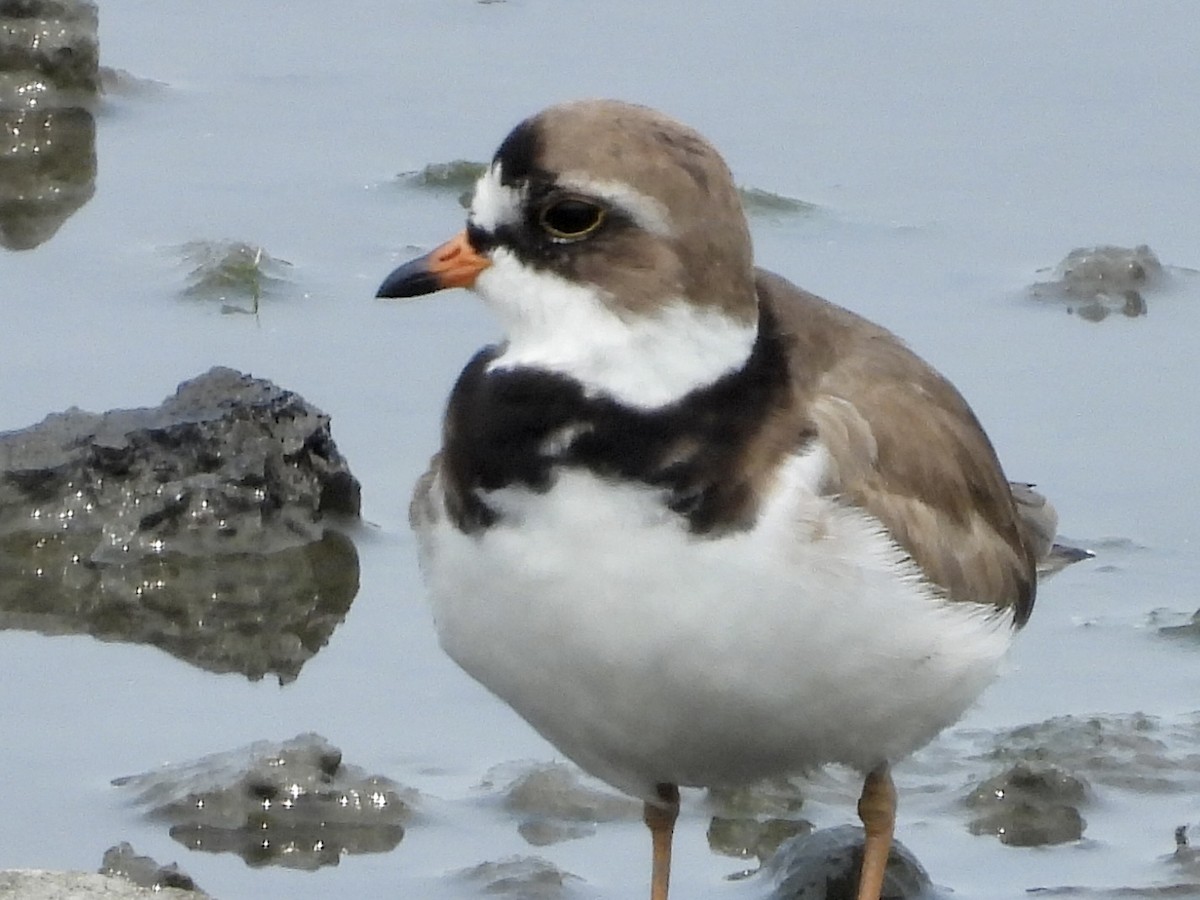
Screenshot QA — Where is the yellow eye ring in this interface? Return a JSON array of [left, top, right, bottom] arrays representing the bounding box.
[[538, 197, 606, 241]]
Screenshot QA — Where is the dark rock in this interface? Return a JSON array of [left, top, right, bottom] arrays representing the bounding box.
[[964, 761, 1087, 846], [0, 368, 362, 682], [765, 825, 932, 900], [113, 733, 414, 871], [0, 0, 100, 95], [0, 366, 360, 560], [99, 842, 207, 895]]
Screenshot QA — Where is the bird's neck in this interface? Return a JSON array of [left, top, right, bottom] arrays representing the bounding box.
[[484, 283, 758, 411]]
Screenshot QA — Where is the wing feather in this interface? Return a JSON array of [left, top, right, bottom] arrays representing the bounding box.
[[757, 270, 1036, 624]]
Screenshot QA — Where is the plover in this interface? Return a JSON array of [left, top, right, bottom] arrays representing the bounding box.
[[378, 99, 1040, 900]]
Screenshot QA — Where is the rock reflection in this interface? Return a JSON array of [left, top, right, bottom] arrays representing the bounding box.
[[0, 0, 99, 250], [707, 780, 812, 866], [0, 367, 363, 682], [0, 528, 359, 683]]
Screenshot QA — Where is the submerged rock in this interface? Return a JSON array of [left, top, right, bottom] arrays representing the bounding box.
[[765, 825, 931, 900], [113, 733, 414, 870], [1029, 244, 1168, 322], [1158, 608, 1200, 642], [485, 761, 639, 846], [972, 713, 1200, 795], [707, 779, 813, 864], [458, 856, 581, 899], [395, 159, 816, 220], [0, 368, 362, 682], [99, 842, 207, 895], [178, 240, 294, 313], [964, 761, 1087, 846], [396, 159, 486, 209], [737, 186, 817, 219], [1023, 825, 1200, 898]]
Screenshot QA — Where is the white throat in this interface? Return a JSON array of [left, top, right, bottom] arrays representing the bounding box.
[[476, 247, 757, 409]]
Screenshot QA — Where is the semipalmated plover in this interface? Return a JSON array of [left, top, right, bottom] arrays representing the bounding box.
[[378, 99, 1041, 900]]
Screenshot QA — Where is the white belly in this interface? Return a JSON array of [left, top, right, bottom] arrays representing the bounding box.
[[417, 456, 1014, 802]]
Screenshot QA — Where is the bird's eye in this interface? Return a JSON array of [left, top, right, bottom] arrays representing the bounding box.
[[538, 198, 606, 241]]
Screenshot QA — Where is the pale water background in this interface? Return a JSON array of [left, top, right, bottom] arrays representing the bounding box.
[[2, 2, 1199, 898]]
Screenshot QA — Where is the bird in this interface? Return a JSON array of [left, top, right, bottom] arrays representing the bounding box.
[[377, 99, 1040, 900]]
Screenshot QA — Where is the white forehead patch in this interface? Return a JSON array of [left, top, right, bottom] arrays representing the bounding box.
[[554, 173, 674, 237], [470, 163, 524, 232]]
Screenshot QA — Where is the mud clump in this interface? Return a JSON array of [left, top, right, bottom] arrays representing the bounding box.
[[113, 733, 415, 870], [964, 761, 1087, 846]]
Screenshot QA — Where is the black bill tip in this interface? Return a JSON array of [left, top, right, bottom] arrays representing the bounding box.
[[376, 254, 441, 299]]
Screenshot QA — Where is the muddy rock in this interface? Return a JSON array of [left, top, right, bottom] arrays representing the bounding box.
[[707, 779, 812, 863], [0, 367, 360, 561], [485, 761, 639, 846], [1029, 244, 1168, 321], [972, 713, 1200, 794], [0, 0, 100, 94], [99, 843, 207, 895], [113, 733, 414, 870], [458, 856, 581, 899], [964, 761, 1087, 846]]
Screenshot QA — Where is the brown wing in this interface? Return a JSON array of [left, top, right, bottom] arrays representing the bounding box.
[[756, 270, 1036, 626]]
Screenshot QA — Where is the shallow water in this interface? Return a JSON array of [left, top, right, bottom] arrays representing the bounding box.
[[2, 2, 1199, 898]]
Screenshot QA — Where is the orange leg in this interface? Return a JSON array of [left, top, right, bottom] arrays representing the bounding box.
[[643, 783, 680, 900], [855, 764, 897, 900]]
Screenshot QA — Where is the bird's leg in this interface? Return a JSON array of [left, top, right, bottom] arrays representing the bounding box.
[[855, 764, 896, 900], [643, 783, 680, 900]]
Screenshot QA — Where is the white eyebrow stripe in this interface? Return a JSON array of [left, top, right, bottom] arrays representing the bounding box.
[[555, 173, 674, 237], [469, 163, 524, 232]]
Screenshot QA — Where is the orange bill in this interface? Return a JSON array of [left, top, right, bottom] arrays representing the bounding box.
[[377, 230, 491, 298]]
